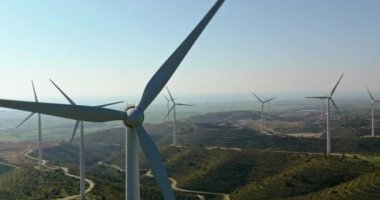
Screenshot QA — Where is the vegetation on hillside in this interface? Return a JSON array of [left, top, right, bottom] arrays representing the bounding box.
[[0, 167, 79, 199], [158, 146, 376, 199], [287, 172, 380, 200], [231, 155, 374, 199]]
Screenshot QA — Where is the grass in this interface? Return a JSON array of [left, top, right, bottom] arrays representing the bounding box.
[[362, 156, 380, 169]]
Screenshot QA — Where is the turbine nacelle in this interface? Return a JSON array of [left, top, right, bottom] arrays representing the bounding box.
[[125, 106, 144, 128]]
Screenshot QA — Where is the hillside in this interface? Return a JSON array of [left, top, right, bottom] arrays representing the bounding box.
[[0, 167, 79, 199], [230, 154, 374, 199], [157, 147, 376, 198], [31, 142, 122, 166], [10, 142, 380, 199], [287, 172, 380, 200]]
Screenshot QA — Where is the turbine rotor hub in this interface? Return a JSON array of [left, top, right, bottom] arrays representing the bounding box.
[[124, 106, 144, 128]]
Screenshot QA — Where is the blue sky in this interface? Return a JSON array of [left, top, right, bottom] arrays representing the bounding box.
[[0, 0, 380, 104]]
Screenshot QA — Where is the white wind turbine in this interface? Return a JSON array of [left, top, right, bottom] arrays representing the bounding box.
[[0, 1, 225, 199], [16, 81, 43, 168], [49, 79, 123, 200], [163, 87, 193, 145], [367, 87, 380, 137], [305, 74, 344, 154], [252, 92, 270, 134]]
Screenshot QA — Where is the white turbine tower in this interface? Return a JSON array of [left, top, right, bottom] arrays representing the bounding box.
[[367, 87, 379, 137], [16, 81, 43, 168], [0, 1, 225, 199], [252, 92, 270, 134], [305, 73, 344, 154], [163, 87, 193, 145], [50, 79, 123, 200]]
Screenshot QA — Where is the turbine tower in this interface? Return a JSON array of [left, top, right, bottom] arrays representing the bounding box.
[[0, 1, 225, 199], [50, 79, 123, 200], [164, 87, 193, 145], [367, 87, 379, 137], [305, 73, 344, 154], [16, 81, 43, 168], [252, 92, 270, 134]]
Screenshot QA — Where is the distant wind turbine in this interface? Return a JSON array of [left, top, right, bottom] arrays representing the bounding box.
[[252, 92, 270, 134], [16, 81, 43, 169], [164, 87, 193, 145], [305, 73, 344, 154], [0, 0, 224, 199], [50, 79, 123, 200], [367, 87, 380, 137]]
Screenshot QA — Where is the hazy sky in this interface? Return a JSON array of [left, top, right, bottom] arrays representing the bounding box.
[[1, 0, 380, 104]]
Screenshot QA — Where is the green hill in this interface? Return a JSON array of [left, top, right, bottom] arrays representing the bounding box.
[[31, 141, 122, 166], [231, 155, 374, 200], [0, 167, 79, 199], [158, 146, 376, 199], [287, 172, 380, 200]]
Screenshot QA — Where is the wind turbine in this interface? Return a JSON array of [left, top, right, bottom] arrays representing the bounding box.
[[16, 81, 43, 169], [163, 87, 193, 145], [0, 1, 225, 199], [367, 87, 380, 137], [49, 79, 123, 200], [305, 73, 344, 154], [252, 92, 270, 134]]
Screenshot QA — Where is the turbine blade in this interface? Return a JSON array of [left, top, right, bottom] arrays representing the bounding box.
[[96, 101, 124, 108], [49, 79, 76, 105], [330, 99, 340, 115], [305, 96, 329, 99], [163, 105, 175, 120], [166, 87, 175, 102], [31, 81, 38, 103], [16, 112, 35, 128], [70, 120, 80, 143], [330, 73, 344, 96], [251, 92, 263, 103], [175, 103, 193, 106], [137, 126, 175, 200], [137, 0, 225, 111], [0, 99, 125, 122], [367, 87, 375, 101]]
